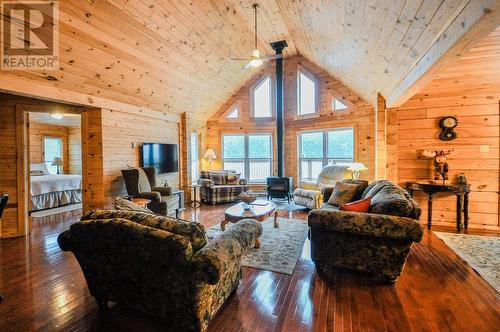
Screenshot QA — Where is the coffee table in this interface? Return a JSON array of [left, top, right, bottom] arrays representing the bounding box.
[[222, 200, 278, 248]]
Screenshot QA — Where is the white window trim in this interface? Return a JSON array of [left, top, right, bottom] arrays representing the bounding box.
[[222, 101, 242, 121], [296, 66, 320, 117], [297, 127, 356, 182], [328, 91, 356, 113], [250, 73, 275, 119], [222, 133, 273, 183]]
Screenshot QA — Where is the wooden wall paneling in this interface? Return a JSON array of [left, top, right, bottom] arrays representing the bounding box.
[[68, 126, 82, 174], [394, 27, 500, 230], [15, 107, 29, 236]]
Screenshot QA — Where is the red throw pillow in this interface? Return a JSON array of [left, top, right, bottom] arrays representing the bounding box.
[[339, 197, 371, 213]]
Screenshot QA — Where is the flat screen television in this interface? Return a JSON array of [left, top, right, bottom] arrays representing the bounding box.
[[142, 143, 179, 174]]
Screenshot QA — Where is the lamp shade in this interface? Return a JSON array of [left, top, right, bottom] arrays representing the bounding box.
[[51, 157, 63, 166], [347, 162, 367, 171], [203, 149, 217, 160]]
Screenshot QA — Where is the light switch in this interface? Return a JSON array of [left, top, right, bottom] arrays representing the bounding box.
[[480, 145, 489, 153]]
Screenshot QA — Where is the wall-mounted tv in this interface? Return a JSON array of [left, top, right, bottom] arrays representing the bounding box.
[[142, 143, 179, 174]]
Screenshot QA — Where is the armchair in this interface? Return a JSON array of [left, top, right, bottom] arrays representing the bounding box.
[[293, 165, 349, 209], [58, 210, 262, 331], [121, 167, 178, 216]]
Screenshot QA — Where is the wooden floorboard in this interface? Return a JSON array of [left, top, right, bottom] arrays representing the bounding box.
[[0, 203, 498, 332]]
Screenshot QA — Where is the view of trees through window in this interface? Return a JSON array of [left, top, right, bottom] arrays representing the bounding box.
[[43, 137, 62, 174], [299, 128, 354, 181], [222, 134, 272, 182]]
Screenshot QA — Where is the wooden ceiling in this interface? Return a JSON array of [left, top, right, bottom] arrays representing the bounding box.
[[0, 0, 499, 122]]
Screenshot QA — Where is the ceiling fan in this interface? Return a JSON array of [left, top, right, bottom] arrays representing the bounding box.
[[231, 3, 282, 70]]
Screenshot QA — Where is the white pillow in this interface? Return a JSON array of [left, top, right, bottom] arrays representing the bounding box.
[[31, 163, 50, 175]]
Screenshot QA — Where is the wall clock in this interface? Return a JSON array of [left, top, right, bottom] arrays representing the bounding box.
[[439, 116, 458, 141]]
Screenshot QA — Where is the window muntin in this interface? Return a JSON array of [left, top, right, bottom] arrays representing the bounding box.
[[222, 134, 272, 183], [190, 133, 199, 183], [299, 128, 355, 181], [43, 136, 62, 174], [252, 76, 272, 118], [297, 71, 316, 115]]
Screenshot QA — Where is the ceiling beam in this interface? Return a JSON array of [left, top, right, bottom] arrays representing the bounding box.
[[386, 0, 500, 108]]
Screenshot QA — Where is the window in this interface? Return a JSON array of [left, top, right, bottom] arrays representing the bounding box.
[[190, 133, 199, 183], [298, 128, 354, 181], [332, 98, 348, 111], [297, 70, 317, 115], [43, 137, 63, 174], [251, 75, 272, 118], [222, 134, 272, 183], [226, 107, 239, 119]]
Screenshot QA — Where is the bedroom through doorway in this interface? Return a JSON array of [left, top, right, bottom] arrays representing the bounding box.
[[27, 110, 83, 220]]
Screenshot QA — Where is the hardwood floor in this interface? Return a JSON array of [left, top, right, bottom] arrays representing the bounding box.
[[0, 203, 498, 332]]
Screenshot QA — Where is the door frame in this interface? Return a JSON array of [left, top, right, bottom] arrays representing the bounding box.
[[16, 104, 88, 235]]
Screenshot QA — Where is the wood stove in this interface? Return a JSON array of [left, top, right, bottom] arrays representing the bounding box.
[[266, 176, 293, 202], [266, 40, 293, 202]]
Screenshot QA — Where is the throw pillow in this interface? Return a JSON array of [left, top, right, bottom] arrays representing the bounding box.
[[227, 173, 241, 185], [114, 197, 154, 213], [327, 181, 359, 206], [339, 197, 371, 213], [369, 186, 414, 218], [209, 172, 226, 185]]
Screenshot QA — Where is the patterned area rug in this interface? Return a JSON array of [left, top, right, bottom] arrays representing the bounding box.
[[206, 217, 309, 275], [434, 232, 499, 293]]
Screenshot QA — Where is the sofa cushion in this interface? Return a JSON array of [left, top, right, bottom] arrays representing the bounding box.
[[369, 186, 414, 218], [320, 202, 340, 211], [327, 182, 361, 206], [82, 210, 208, 251], [209, 172, 227, 185], [339, 197, 371, 213]]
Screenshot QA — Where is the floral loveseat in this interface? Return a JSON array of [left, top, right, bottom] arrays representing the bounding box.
[[198, 170, 249, 205], [308, 180, 423, 283], [58, 210, 262, 331]]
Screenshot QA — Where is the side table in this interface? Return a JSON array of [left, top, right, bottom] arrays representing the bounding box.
[[191, 184, 201, 208], [172, 189, 185, 211]]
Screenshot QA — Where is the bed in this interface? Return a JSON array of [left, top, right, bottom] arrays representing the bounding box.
[[30, 163, 82, 212]]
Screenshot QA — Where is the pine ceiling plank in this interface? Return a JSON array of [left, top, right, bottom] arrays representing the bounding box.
[[387, 0, 500, 107]]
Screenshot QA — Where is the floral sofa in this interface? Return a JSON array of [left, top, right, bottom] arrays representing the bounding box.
[[308, 180, 424, 283], [198, 170, 249, 205], [57, 209, 262, 331]]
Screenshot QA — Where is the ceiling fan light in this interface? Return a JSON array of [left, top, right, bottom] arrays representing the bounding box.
[[249, 58, 263, 67], [50, 113, 64, 120], [251, 49, 260, 58]]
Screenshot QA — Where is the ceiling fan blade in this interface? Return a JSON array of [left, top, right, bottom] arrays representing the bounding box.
[[263, 54, 283, 61], [242, 62, 253, 70]]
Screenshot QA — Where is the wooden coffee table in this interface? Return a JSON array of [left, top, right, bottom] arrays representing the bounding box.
[[222, 200, 278, 248]]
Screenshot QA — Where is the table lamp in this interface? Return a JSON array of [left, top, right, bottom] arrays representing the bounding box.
[[203, 149, 217, 170], [347, 162, 367, 180], [52, 157, 63, 175]]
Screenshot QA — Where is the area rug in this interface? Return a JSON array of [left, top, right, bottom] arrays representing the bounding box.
[[206, 217, 309, 275], [434, 232, 499, 293]]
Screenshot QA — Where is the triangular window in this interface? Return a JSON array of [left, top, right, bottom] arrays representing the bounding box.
[[227, 107, 239, 119], [332, 98, 348, 111]]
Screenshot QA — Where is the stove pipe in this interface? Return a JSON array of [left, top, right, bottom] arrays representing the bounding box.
[[270, 40, 288, 177]]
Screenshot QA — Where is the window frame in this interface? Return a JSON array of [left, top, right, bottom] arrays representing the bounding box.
[[297, 127, 356, 182], [250, 73, 275, 120], [328, 92, 356, 113], [222, 133, 273, 183], [190, 132, 199, 183], [43, 136, 63, 175], [296, 66, 319, 117]]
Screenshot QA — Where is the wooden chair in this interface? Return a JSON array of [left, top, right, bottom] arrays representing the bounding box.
[[0, 193, 8, 302]]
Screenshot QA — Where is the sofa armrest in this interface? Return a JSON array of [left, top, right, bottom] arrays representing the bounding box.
[[190, 219, 262, 285], [308, 209, 423, 242], [321, 186, 335, 202], [198, 178, 214, 188], [299, 181, 317, 190], [152, 186, 172, 196], [135, 192, 161, 201], [239, 178, 248, 185]]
